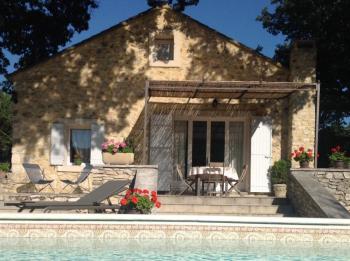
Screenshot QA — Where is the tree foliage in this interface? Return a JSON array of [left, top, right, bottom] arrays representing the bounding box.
[[0, 91, 11, 162], [258, 0, 350, 127], [147, 0, 199, 11], [0, 0, 98, 76]]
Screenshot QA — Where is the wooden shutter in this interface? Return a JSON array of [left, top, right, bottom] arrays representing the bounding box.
[[250, 117, 272, 192], [50, 123, 65, 165], [90, 123, 105, 165], [149, 114, 173, 191]]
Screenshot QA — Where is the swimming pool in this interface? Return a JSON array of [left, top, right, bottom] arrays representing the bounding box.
[[0, 238, 349, 261]]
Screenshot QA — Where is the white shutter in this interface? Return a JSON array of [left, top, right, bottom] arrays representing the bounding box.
[[150, 114, 173, 191], [90, 123, 105, 165], [250, 118, 272, 192], [50, 123, 65, 165]]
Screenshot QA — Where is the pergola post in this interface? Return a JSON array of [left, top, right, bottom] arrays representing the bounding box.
[[143, 81, 149, 165], [314, 82, 321, 167]]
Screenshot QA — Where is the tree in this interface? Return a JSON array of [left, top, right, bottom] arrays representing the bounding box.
[[0, 91, 11, 163], [258, 0, 350, 127], [258, 0, 350, 167], [0, 0, 98, 77], [147, 0, 199, 11]]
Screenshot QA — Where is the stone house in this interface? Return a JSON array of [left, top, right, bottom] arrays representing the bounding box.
[[9, 6, 318, 193]]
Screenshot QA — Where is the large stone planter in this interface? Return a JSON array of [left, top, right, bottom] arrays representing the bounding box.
[[273, 184, 287, 198], [102, 152, 134, 165]]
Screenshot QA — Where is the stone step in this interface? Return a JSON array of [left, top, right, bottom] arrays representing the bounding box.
[[158, 195, 289, 206], [155, 213, 293, 217], [154, 204, 295, 215]]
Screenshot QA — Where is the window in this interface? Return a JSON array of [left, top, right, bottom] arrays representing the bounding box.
[[70, 129, 91, 164], [155, 38, 174, 61]]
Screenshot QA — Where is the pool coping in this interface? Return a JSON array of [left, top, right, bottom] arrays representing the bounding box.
[[1, 214, 350, 242]]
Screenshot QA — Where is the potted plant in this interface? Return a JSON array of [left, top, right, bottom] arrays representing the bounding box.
[[269, 160, 291, 198], [119, 188, 161, 214], [291, 146, 314, 168], [101, 139, 134, 165], [329, 145, 346, 169], [345, 156, 350, 169], [73, 154, 83, 166]]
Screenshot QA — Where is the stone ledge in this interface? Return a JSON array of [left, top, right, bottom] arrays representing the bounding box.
[[289, 171, 350, 218], [291, 168, 350, 172]]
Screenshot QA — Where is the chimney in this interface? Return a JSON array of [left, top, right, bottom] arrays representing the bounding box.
[[289, 40, 316, 83]]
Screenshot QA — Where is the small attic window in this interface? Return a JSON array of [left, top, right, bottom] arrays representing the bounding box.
[[155, 38, 174, 61], [153, 29, 174, 61], [149, 29, 180, 67]]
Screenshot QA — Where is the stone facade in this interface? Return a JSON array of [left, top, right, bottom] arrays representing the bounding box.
[[9, 6, 316, 192]]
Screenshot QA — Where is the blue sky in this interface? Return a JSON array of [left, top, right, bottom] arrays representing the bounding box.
[[3, 0, 285, 76]]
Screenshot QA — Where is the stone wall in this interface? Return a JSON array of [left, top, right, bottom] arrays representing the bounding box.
[[288, 169, 350, 218], [311, 168, 350, 212]]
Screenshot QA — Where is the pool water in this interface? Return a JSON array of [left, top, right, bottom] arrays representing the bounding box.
[[0, 238, 349, 261]]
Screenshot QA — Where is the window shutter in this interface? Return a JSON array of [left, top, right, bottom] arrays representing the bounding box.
[[90, 123, 105, 165], [50, 123, 65, 165]]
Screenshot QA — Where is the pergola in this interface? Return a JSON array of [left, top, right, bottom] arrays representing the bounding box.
[[143, 80, 320, 165]]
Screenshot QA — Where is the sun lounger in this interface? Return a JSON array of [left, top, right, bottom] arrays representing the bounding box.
[[6, 179, 131, 213]]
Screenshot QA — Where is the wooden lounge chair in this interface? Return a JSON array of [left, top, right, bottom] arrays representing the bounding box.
[[227, 164, 248, 193], [173, 164, 195, 195], [60, 165, 92, 193], [6, 179, 131, 213], [22, 163, 54, 192]]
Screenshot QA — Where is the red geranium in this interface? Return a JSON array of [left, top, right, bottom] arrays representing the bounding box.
[[131, 197, 138, 204], [120, 198, 127, 206], [119, 187, 161, 214], [291, 146, 314, 162]]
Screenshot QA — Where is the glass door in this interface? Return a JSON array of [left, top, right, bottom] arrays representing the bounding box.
[[192, 121, 207, 166], [210, 121, 225, 163]]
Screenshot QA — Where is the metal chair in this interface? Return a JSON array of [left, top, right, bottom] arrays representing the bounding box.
[[22, 163, 54, 192], [60, 165, 92, 193]]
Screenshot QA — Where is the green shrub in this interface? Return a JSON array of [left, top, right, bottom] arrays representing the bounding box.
[[0, 162, 10, 172], [269, 160, 291, 185]]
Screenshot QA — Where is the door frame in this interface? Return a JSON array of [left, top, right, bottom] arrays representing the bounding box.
[[173, 115, 250, 184]]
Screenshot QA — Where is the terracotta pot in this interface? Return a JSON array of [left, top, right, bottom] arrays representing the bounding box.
[[332, 160, 345, 169], [273, 184, 287, 198], [299, 161, 310, 168], [102, 152, 134, 165]]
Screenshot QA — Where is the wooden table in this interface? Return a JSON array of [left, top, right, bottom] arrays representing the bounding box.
[[189, 166, 238, 196]]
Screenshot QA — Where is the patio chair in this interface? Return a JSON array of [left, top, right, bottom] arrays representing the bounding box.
[[202, 162, 226, 196], [22, 163, 55, 192], [227, 164, 248, 193], [60, 165, 92, 193], [6, 179, 131, 213], [173, 164, 195, 195]]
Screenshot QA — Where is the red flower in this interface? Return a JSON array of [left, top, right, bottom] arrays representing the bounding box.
[[143, 189, 149, 194], [307, 152, 313, 158], [120, 198, 127, 206], [131, 197, 138, 204], [151, 191, 157, 196], [336, 145, 341, 151], [296, 152, 301, 157], [291, 152, 295, 158], [331, 148, 337, 153], [299, 146, 304, 152], [151, 196, 157, 203], [294, 150, 298, 154], [307, 149, 312, 152], [155, 201, 161, 208]]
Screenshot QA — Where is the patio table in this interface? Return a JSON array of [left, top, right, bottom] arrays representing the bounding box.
[[189, 166, 239, 196]]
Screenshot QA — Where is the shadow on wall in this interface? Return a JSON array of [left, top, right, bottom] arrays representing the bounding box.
[[13, 8, 314, 165]]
